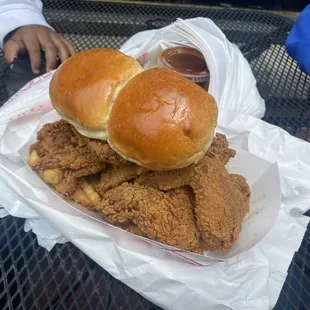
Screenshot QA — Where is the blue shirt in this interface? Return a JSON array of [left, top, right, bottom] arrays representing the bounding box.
[[286, 5, 310, 75]]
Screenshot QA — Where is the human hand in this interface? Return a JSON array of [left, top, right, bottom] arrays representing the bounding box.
[[4, 25, 76, 74]]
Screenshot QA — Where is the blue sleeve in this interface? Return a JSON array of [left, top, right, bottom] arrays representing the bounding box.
[[286, 5, 310, 75]]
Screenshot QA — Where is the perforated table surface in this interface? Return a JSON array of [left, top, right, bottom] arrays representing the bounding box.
[[0, 1, 310, 309]]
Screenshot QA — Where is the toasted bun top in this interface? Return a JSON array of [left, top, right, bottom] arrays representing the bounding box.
[[107, 68, 218, 171], [49, 48, 143, 139]]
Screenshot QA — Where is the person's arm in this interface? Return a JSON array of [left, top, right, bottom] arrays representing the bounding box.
[[0, 0, 51, 47], [0, 0, 75, 73], [286, 5, 310, 76]]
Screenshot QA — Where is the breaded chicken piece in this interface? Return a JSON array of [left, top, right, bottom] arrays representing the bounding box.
[[96, 164, 146, 195], [135, 135, 250, 253], [206, 133, 236, 165], [30, 120, 89, 158], [87, 140, 127, 167], [54, 170, 80, 197], [30, 122, 250, 254], [136, 133, 236, 190], [135, 167, 192, 191], [97, 183, 201, 253], [167, 186, 201, 251], [30, 120, 123, 172], [193, 158, 250, 253]]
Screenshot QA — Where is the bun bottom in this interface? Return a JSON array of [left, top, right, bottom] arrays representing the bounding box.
[[59, 113, 215, 171], [108, 128, 215, 171], [59, 113, 108, 140]]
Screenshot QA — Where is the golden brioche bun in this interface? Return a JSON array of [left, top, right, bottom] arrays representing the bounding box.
[[107, 68, 218, 171], [49, 48, 143, 139]]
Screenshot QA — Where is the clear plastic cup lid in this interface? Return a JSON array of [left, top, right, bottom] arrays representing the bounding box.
[[160, 47, 209, 82]]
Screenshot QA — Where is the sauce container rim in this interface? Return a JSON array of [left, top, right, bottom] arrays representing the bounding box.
[[160, 46, 209, 78]]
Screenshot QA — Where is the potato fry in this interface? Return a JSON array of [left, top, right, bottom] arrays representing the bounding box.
[[39, 169, 64, 185], [127, 225, 145, 237], [71, 187, 96, 211], [80, 181, 101, 203], [71, 188, 92, 208], [28, 150, 40, 166]]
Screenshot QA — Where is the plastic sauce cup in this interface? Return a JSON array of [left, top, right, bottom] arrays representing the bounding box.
[[159, 47, 210, 91]]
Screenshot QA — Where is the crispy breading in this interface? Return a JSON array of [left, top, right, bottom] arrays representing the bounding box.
[[97, 183, 201, 253]]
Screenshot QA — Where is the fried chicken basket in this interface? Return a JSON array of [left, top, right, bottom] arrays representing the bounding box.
[[13, 106, 280, 266]]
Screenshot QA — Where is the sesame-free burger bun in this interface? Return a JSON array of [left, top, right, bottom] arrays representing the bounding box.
[[107, 68, 218, 171], [49, 48, 143, 139]]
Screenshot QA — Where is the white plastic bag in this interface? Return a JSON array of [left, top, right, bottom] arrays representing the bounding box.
[[0, 18, 265, 127], [0, 19, 309, 309], [120, 18, 266, 119], [0, 72, 54, 126], [0, 74, 309, 309]]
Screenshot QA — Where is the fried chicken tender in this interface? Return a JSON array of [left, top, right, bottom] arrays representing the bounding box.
[[167, 186, 201, 252], [193, 159, 250, 253], [29, 145, 102, 199], [136, 167, 191, 191], [29, 121, 250, 255], [29, 149, 81, 197], [97, 183, 201, 253], [30, 120, 123, 172], [136, 134, 250, 253], [136, 133, 236, 190], [87, 140, 127, 167], [37, 167, 101, 209], [30, 120, 88, 158], [96, 164, 146, 195], [230, 174, 251, 201], [54, 170, 79, 196], [206, 133, 236, 165]]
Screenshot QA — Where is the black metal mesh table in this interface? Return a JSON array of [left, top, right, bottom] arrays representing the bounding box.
[[0, 1, 309, 309]]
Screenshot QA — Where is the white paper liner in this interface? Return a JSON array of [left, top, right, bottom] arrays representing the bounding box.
[[16, 110, 282, 265]]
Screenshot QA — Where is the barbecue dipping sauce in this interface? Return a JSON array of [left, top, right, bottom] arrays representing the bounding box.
[[160, 47, 210, 90]]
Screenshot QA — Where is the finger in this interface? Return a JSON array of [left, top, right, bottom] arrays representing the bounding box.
[[59, 36, 76, 56], [51, 35, 70, 63], [3, 40, 20, 64], [15, 40, 27, 56], [22, 33, 41, 74], [41, 39, 58, 72]]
